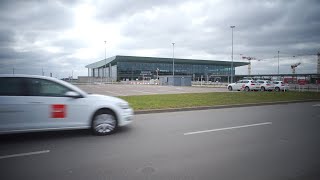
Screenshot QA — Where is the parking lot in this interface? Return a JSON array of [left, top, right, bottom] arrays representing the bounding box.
[[76, 84, 229, 96]]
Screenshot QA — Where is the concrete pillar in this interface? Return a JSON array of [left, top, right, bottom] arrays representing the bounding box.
[[109, 63, 112, 78]]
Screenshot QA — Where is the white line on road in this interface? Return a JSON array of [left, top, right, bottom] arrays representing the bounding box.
[[131, 90, 159, 94], [0, 150, 50, 160], [184, 122, 272, 135], [104, 90, 125, 96], [312, 104, 320, 107]]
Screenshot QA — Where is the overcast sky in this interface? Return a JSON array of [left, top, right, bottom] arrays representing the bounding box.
[[0, 0, 319, 78]]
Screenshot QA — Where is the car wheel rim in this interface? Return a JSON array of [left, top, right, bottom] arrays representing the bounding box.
[[93, 114, 116, 133]]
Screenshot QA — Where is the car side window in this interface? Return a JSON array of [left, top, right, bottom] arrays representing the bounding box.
[[243, 81, 249, 83], [27, 78, 70, 97], [0, 77, 26, 96]]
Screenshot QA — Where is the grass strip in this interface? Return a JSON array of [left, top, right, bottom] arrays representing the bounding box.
[[120, 91, 320, 110]]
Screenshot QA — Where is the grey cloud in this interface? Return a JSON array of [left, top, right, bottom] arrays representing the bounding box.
[[95, 0, 185, 21], [0, 1, 75, 31]]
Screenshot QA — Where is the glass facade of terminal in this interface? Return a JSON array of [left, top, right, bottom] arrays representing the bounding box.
[[86, 56, 248, 82], [116, 61, 233, 81]]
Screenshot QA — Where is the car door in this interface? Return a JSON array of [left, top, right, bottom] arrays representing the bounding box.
[[25, 78, 91, 130], [234, 80, 243, 90], [0, 77, 30, 133], [240, 80, 249, 90]]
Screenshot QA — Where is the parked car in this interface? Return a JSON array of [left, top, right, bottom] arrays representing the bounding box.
[[227, 80, 260, 91], [256, 80, 275, 91], [272, 81, 289, 92], [0, 74, 133, 135]]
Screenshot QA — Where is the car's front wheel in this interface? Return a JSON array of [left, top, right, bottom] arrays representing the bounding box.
[[92, 110, 118, 136], [244, 86, 250, 91], [228, 86, 233, 91], [275, 87, 280, 92], [261, 86, 265, 91]]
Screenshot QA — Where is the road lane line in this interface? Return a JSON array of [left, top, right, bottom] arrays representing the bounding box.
[[312, 104, 320, 107], [104, 90, 125, 96], [131, 90, 158, 94], [0, 150, 50, 160], [184, 122, 272, 135]]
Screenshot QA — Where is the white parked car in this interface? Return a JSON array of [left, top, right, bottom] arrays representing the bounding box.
[[227, 80, 260, 91], [256, 80, 275, 91], [0, 75, 133, 135], [272, 81, 289, 92]]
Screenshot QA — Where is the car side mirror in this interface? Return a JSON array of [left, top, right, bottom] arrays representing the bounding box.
[[65, 91, 82, 98]]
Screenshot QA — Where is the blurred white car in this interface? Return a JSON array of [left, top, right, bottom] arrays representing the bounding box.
[[256, 80, 275, 91], [0, 74, 133, 135], [227, 80, 260, 91], [273, 81, 289, 92]]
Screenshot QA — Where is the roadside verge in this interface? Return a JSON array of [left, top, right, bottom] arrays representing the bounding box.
[[135, 99, 320, 114]]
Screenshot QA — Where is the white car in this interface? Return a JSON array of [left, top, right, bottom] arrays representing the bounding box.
[[256, 80, 275, 91], [0, 74, 133, 135], [273, 81, 289, 92], [227, 80, 260, 91]]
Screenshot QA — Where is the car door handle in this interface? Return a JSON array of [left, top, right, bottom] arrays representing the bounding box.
[[28, 102, 43, 104]]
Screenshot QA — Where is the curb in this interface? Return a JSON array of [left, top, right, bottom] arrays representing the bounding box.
[[134, 99, 320, 114]]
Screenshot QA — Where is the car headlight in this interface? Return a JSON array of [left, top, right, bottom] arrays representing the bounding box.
[[117, 102, 130, 109]]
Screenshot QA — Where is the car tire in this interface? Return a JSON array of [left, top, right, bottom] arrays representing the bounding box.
[[275, 87, 280, 92], [261, 86, 265, 91], [245, 86, 250, 92], [228, 86, 233, 91], [92, 109, 118, 136]]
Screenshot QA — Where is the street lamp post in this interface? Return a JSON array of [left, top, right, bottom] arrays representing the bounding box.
[[172, 43, 175, 77], [104, 41, 107, 83], [230, 26, 235, 83], [277, 50, 280, 76]]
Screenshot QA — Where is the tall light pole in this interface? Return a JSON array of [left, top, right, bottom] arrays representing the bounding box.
[[277, 50, 280, 75], [104, 40, 107, 83], [230, 26, 235, 83], [172, 42, 175, 77]]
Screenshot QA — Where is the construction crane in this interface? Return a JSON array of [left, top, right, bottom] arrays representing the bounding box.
[[240, 54, 261, 76], [291, 62, 301, 74]]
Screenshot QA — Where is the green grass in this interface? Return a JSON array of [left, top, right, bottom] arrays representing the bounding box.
[[120, 91, 320, 110]]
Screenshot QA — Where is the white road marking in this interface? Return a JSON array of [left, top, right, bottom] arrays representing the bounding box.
[[131, 90, 159, 94], [184, 122, 272, 135], [0, 150, 50, 160], [312, 104, 320, 107], [104, 90, 125, 96]]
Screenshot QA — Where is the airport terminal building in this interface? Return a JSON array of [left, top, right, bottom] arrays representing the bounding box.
[[85, 55, 249, 82]]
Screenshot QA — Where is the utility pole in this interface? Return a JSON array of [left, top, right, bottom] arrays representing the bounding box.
[[172, 42, 175, 77], [104, 40, 107, 83], [12, 67, 15, 75], [230, 26, 235, 83], [278, 51, 280, 76]]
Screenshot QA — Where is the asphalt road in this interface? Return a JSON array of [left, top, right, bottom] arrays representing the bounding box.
[[0, 102, 320, 180]]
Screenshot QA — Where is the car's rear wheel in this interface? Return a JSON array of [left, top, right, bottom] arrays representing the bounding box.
[[275, 87, 280, 92], [245, 86, 250, 91], [92, 110, 118, 136], [261, 86, 265, 91], [228, 86, 233, 91]]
